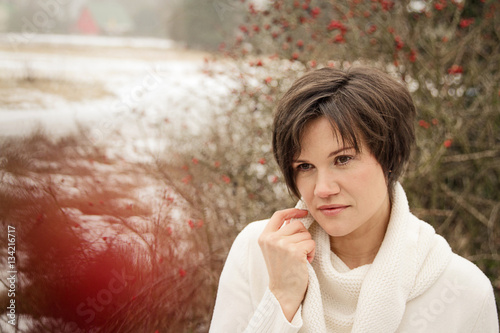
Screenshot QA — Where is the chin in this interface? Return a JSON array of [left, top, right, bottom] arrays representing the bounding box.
[[323, 226, 354, 238], [312, 215, 354, 238]]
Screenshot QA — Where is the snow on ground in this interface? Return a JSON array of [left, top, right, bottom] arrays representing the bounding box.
[[0, 33, 177, 50], [0, 33, 232, 142]]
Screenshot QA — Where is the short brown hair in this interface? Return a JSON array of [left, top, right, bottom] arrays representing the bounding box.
[[272, 66, 416, 199]]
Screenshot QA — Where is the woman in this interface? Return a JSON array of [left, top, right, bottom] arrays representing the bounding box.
[[209, 67, 498, 332]]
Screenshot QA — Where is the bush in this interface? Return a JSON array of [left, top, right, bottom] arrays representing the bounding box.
[[165, 0, 500, 323]]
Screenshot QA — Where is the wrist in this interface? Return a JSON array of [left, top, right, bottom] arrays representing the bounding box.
[[270, 288, 302, 322]]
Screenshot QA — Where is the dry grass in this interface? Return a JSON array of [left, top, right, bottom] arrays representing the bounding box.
[[0, 77, 113, 107], [0, 129, 218, 332]]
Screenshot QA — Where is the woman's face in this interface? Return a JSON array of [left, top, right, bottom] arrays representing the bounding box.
[[293, 117, 391, 238]]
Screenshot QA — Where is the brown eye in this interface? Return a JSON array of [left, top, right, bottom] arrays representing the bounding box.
[[296, 163, 313, 171], [336, 155, 353, 165]]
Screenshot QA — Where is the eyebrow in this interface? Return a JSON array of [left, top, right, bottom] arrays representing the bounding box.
[[293, 146, 355, 163]]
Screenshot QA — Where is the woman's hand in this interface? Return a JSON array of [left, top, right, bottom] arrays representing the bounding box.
[[258, 208, 315, 322]]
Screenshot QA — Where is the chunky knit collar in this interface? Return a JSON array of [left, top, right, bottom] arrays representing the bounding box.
[[293, 183, 453, 332]]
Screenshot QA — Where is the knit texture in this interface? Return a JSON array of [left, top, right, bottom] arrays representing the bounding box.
[[293, 182, 453, 332]]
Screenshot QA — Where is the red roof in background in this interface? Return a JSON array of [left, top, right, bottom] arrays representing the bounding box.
[[77, 8, 99, 35]]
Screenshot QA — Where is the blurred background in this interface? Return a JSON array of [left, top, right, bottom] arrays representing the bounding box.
[[0, 0, 498, 332]]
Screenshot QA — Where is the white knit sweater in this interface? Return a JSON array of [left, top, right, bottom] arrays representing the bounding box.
[[210, 184, 499, 332]]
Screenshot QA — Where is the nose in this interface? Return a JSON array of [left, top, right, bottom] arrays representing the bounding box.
[[313, 169, 340, 198]]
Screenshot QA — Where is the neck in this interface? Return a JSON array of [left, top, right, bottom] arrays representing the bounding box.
[[330, 197, 391, 270]]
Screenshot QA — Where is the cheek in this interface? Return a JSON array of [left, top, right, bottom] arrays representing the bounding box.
[[353, 162, 387, 198], [356, 164, 379, 181], [296, 176, 314, 199], [342, 162, 386, 198]]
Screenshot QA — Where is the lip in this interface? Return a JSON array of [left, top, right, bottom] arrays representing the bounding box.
[[317, 204, 349, 216]]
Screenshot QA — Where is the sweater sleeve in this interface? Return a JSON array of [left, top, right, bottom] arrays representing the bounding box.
[[209, 222, 303, 333], [471, 283, 499, 333]]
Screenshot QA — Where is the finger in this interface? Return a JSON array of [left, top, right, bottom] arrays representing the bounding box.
[[264, 208, 308, 233], [283, 230, 312, 244], [279, 220, 309, 236], [280, 219, 291, 229]]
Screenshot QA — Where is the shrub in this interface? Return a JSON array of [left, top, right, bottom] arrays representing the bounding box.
[[165, 0, 500, 322]]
